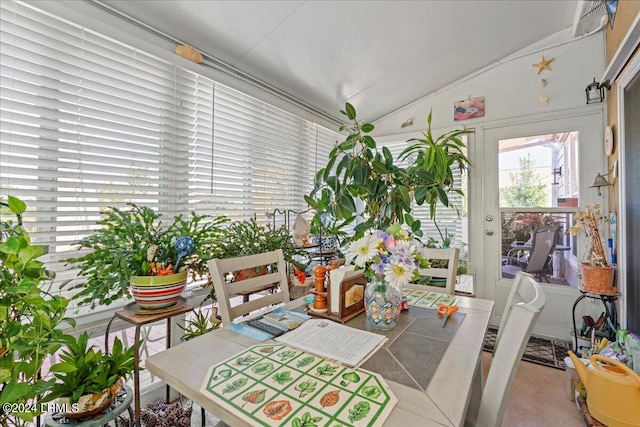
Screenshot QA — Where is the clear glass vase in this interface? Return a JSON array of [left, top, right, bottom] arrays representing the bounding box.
[[364, 276, 402, 330]]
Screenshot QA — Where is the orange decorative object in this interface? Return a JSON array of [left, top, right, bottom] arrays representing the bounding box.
[[312, 265, 327, 311]]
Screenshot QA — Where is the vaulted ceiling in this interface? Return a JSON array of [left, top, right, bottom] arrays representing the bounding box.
[[101, 0, 579, 124]]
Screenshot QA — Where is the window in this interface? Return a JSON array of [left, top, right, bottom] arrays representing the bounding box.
[[498, 132, 579, 286], [0, 1, 338, 305]]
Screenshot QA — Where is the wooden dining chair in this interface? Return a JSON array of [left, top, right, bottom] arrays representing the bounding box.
[[413, 247, 460, 295], [207, 249, 290, 325], [472, 272, 546, 427]]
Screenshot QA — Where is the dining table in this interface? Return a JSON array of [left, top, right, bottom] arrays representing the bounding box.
[[145, 293, 494, 427]]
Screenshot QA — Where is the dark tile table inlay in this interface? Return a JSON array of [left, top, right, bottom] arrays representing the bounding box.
[[348, 306, 465, 391]]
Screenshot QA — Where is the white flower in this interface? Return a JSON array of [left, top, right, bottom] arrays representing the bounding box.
[[383, 259, 416, 288], [347, 234, 382, 267]]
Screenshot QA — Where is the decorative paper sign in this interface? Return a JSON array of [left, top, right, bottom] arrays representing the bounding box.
[[402, 289, 456, 309], [201, 344, 397, 427], [454, 96, 485, 121]]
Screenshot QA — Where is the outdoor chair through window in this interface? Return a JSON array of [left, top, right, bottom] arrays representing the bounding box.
[[502, 226, 559, 283]]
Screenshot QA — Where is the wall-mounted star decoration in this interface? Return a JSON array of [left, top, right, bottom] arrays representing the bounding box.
[[533, 55, 554, 74]]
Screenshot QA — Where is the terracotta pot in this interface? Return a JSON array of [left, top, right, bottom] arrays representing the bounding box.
[[234, 266, 268, 281], [58, 390, 112, 419], [129, 271, 187, 309], [581, 264, 616, 294]]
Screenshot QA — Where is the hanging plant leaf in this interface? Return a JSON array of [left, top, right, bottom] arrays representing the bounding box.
[[361, 385, 382, 399], [251, 362, 275, 376], [241, 389, 266, 407], [296, 356, 315, 368], [263, 400, 293, 420], [222, 377, 247, 394], [319, 390, 340, 407], [348, 401, 371, 422], [272, 371, 293, 384]]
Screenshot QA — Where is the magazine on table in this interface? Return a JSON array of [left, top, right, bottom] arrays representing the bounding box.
[[275, 318, 387, 367]]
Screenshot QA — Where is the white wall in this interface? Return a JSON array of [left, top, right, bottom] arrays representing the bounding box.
[[372, 29, 607, 139]]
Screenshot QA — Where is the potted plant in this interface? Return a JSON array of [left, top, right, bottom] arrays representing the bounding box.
[[399, 110, 473, 242], [0, 195, 75, 427], [306, 103, 473, 240], [308, 211, 352, 253], [47, 332, 135, 418], [305, 103, 418, 237], [64, 204, 229, 309], [567, 204, 614, 293], [219, 218, 304, 276]]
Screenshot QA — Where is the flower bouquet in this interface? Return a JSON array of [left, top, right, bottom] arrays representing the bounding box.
[[345, 223, 431, 288], [345, 223, 430, 329]]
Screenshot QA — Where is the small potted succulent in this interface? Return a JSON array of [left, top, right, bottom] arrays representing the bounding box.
[[47, 332, 135, 419], [64, 204, 229, 310]]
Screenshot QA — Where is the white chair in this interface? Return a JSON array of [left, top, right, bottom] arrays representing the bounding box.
[[413, 247, 460, 295], [207, 249, 290, 325], [471, 272, 546, 427]]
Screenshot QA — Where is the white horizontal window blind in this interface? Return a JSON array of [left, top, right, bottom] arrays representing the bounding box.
[[1, 1, 340, 307], [209, 85, 336, 223], [382, 140, 467, 247]]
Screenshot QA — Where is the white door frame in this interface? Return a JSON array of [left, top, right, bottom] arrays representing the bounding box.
[[469, 107, 605, 339], [615, 50, 640, 330]]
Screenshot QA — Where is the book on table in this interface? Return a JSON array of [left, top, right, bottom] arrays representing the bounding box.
[[262, 310, 302, 329], [275, 318, 387, 367]]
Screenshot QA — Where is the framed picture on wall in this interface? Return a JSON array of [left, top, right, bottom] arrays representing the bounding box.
[[606, 0, 618, 29], [454, 96, 485, 121]]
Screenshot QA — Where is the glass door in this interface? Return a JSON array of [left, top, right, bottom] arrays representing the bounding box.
[[478, 112, 605, 339]]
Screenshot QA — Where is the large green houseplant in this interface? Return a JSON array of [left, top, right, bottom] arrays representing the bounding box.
[[0, 196, 75, 427], [219, 218, 304, 269], [64, 204, 229, 308], [306, 103, 472, 240]]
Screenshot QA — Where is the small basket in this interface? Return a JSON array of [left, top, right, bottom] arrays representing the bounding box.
[[581, 264, 616, 294]]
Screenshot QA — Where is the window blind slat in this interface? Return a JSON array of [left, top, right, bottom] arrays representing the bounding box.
[[1, 0, 340, 314]]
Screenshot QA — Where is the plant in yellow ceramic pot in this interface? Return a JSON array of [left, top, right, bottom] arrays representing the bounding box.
[[64, 204, 229, 309]]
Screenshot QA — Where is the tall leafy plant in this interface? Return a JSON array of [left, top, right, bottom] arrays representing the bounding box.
[[0, 196, 75, 427], [305, 103, 420, 237], [306, 104, 473, 240], [400, 110, 473, 241]]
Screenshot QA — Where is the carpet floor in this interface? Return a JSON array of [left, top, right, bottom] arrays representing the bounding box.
[[483, 327, 572, 370]]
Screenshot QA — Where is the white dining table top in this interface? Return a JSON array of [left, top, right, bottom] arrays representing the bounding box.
[[145, 294, 494, 427]]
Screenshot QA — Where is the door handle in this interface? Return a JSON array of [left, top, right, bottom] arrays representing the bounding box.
[[485, 230, 494, 236]]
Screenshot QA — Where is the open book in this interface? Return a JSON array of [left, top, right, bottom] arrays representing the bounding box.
[[275, 318, 387, 367]]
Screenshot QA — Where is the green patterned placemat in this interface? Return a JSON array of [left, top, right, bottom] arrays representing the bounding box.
[[402, 289, 456, 308], [201, 344, 397, 427]]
